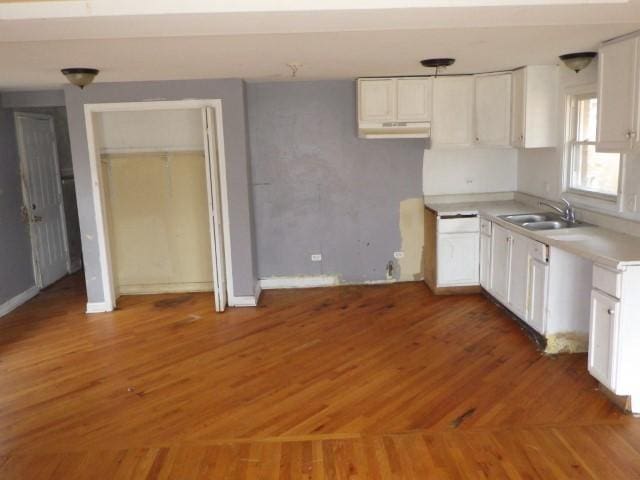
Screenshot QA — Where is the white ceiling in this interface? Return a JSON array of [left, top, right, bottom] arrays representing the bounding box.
[[0, 0, 639, 89]]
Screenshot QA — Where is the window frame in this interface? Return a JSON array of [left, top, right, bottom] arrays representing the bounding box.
[[564, 91, 621, 203]]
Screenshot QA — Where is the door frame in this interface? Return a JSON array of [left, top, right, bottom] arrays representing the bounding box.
[[14, 112, 71, 289], [83, 99, 233, 312]]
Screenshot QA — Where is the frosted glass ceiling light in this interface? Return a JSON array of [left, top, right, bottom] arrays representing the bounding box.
[[61, 68, 99, 89], [559, 52, 597, 73]]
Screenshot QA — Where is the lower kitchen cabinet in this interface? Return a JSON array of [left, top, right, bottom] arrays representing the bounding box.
[[489, 224, 511, 302], [437, 232, 479, 286], [528, 258, 549, 334], [423, 207, 480, 293], [589, 288, 620, 390], [484, 220, 549, 334], [588, 264, 640, 413]]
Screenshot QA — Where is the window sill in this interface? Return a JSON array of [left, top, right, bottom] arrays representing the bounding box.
[[564, 190, 621, 215]]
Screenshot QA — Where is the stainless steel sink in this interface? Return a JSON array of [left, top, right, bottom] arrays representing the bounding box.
[[522, 220, 572, 230], [501, 212, 561, 224], [499, 213, 589, 231]]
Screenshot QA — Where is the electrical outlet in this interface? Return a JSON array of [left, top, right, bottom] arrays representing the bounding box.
[[311, 254, 322, 262], [393, 251, 404, 259]]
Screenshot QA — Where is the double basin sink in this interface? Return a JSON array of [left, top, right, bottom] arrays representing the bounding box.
[[499, 212, 589, 231]]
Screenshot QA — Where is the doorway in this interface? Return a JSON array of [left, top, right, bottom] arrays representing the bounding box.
[[15, 112, 70, 288], [85, 101, 230, 312]]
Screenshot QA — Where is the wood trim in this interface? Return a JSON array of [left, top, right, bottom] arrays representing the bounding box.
[[427, 285, 482, 295]]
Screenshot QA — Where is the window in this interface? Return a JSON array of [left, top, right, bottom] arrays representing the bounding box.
[[567, 94, 621, 199]]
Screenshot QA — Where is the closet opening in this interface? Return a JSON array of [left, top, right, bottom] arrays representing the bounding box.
[[85, 101, 230, 313]]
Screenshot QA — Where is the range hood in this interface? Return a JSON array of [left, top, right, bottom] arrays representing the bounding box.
[[358, 121, 431, 139]]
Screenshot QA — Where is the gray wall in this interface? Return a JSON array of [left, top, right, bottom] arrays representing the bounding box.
[[1, 90, 65, 108], [247, 80, 425, 283], [0, 109, 35, 304], [63, 79, 257, 303]]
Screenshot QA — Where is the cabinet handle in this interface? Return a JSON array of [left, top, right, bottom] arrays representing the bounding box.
[[626, 130, 637, 139], [607, 308, 615, 315]]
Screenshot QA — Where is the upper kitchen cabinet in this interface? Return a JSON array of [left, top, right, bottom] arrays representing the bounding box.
[[474, 73, 512, 147], [358, 78, 395, 122], [432, 76, 474, 147], [357, 77, 432, 138], [597, 35, 640, 153], [396, 78, 433, 121], [511, 65, 558, 148]]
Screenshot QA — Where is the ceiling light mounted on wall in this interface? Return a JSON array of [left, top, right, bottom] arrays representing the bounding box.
[[420, 58, 455, 77], [61, 68, 99, 89], [559, 52, 597, 74]]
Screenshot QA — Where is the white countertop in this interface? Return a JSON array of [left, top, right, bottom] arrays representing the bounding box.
[[425, 200, 640, 269]]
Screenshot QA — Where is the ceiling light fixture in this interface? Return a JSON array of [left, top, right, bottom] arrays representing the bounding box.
[[420, 58, 455, 77], [559, 52, 597, 74], [61, 68, 99, 89]]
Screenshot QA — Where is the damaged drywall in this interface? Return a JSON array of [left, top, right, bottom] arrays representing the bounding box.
[[545, 332, 589, 354], [398, 197, 425, 281]]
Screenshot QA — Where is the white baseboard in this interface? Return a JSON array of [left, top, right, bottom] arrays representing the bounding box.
[[86, 302, 110, 314], [228, 295, 258, 307], [0, 285, 40, 318], [259, 275, 340, 290]]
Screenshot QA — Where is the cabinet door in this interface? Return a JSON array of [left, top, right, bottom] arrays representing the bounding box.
[[510, 69, 525, 148], [358, 79, 395, 122], [432, 76, 474, 147], [527, 258, 549, 334], [396, 78, 432, 122], [474, 74, 512, 146], [437, 233, 479, 286], [480, 233, 492, 289], [508, 231, 529, 319], [490, 224, 511, 302], [597, 38, 639, 152], [589, 289, 621, 390]]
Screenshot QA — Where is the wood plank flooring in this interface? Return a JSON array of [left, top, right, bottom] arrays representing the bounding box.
[[0, 273, 638, 478]]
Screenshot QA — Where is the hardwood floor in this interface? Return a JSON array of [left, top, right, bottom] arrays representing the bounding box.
[[0, 273, 638, 478]]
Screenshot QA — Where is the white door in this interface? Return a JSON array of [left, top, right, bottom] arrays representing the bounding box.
[[510, 69, 525, 147], [358, 79, 395, 122], [507, 231, 529, 319], [396, 78, 432, 122], [202, 107, 227, 312], [437, 233, 479, 286], [15, 113, 69, 288], [527, 258, 549, 334], [480, 233, 491, 289], [597, 37, 639, 152], [588, 289, 620, 390], [474, 73, 512, 147], [432, 76, 474, 147]]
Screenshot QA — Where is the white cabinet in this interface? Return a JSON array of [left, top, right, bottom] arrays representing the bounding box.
[[396, 78, 433, 122], [436, 215, 479, 287], [474, 73, 512, 147], [510, 66, 558, 148], [432, 76, 474, 147], [358, 77, 432, 123], [589, 289, 620, 389], [588, 264, 640, 413], [528, 258, 549, 334], [597, 36, 640, 152], [508, 232, 530, 319], [479, 219, 492, 288], [489, 223, 511, 302], [437, 233, 480, 286], [358, 79, 395, 122], [488, 222, 549, 334]]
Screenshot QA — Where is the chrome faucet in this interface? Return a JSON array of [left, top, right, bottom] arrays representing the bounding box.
[[539, 198, 576, 223]]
